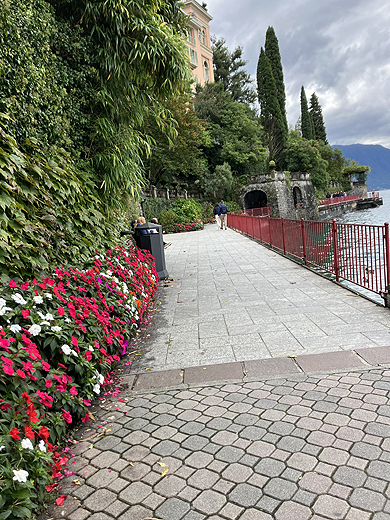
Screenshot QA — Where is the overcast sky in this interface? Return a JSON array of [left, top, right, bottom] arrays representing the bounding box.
[[204, 0, 390, 148]]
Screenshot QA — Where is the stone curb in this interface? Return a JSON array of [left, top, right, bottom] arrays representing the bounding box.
[[128, 345, 390, 393]]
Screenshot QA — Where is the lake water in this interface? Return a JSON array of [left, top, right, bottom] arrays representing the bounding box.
[[335, 190, 390, 226]]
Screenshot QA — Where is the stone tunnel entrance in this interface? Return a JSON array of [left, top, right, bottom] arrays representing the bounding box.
[[244, 190, 267, 209], [293, 186, 303, 207]]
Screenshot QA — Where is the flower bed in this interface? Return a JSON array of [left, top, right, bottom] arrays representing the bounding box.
[[0, 245, 158, 518], [163, 220, 204, 234]]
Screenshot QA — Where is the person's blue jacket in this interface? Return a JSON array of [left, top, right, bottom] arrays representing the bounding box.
[[218, 203, 228, 216]]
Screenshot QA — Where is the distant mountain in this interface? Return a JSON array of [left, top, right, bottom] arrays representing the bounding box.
[[332, 143, 390, 190]]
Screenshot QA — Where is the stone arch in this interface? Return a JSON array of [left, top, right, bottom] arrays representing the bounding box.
[[293, 186, 303, 207], [244, 190, 267, 210]]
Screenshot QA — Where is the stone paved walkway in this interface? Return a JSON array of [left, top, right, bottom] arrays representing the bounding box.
[[40, 224, 390, 520], [129, 224, 390, 374]]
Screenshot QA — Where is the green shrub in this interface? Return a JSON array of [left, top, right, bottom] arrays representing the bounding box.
[[170, 199, 202, 223], [158, 208, 178, 228], [144, 198, 172, 222]]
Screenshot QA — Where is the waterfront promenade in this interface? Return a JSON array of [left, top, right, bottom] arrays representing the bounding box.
[[40, 224, 390, 520]]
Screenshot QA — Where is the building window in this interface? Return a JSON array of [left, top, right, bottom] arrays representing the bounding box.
[[202, 29, 206, 45], [188, 28, 195, 45], [203, 60, 209, 81], [190, 48, 198, 66]]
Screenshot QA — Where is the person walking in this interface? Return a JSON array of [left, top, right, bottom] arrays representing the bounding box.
[[218, 200, 229, 230], [213, 203, 221, 229]]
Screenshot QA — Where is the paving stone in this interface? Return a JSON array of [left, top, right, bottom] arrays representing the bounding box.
[[193, 489, 227, 515], [247, 440, 275, 458], [228, 483, 263, 507], [318, 447, 350, 466], [178, 485, 201, 502], [89, 451, 120, 468], [211, 431, 239, 446], [293, 489, 316, 506], [263, 477, 297, 500], [70, 484, 95, 501], [122, 445, 150, 462], [180, 421, 205, 435], [182, 511, 206, 520], [221, 463, 253, 483], [154, 475, 186, 497], [367, 460, 390, 479], [185, 451, 214, 469], [256, 495, 281, 514], [68, 508, 91, 520], [83, 489, 117, 512], [333, 466, 367, 487], [155, 497, 191, 520], [188, 468, 219, 490], [86, 468, 117, 488], [312, 495, 349, 519], [213, 478, 235, 494], [274, 501, 312, 520], [215, 446, 245, 463], [298, 471, 332, 493], [366, 476, 387, 493], [329, 483, 352, 500], [350, 441, 382, 460], [219, 502, 244, 520], [276, 435, 305, 453], [254, 458, 285, 477], [286, 452, 317, 471], [151, 439, 180, 456], [105, 499, 128, 517], [268, 421, 295, 436], [349, 488, 386, 512], [119, 481, 152, 504], [207, 418, 233, 430], [240, 454, 259, 468]]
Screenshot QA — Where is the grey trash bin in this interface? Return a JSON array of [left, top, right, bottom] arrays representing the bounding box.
[[134, 223, 168, 280]]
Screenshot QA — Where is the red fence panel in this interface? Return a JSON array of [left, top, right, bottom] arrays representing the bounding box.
[[227, 213, 390, 298]]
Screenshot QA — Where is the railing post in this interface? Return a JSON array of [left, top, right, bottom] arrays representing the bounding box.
[[384, 223, 390, 307], [282, 217, 286, 255], [332, 219, 340, 282], [301, 218, 307, 265], [268, 216, 272, 248]]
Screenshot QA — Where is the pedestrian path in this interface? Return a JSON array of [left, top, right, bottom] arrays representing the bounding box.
[[129, 224, 390, 375], [39, 224, 390, 520]]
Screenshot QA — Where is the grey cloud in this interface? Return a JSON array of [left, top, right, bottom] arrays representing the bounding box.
[[205, 0, 390, 147]]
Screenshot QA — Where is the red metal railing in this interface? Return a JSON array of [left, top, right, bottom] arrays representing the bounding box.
[[368, 192, 380, 198], [227, 213, 390, 298], [232, 207, 272, 217], [317, 195, 359, 206]]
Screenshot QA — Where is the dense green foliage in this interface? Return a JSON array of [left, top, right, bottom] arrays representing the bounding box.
[[300, 86, 314, 140], [309, 93, 328, 144], [144, 93, 208, 189], [264, 27, 288, 137], [256, 47, 286, 167], [212, 37, 256, 105], [204, 162, 234, 199], [0, 0, 191, 208], [195, 82, 267, 186], [0, 124, 125, 281]]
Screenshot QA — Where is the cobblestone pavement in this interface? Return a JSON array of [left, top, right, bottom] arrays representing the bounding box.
[[43, 366, 390, 520], [129, 224, 390, 374]]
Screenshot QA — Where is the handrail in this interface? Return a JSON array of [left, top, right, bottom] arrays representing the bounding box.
[[317, 195, 359, 206], [227, 213, 390, 300]]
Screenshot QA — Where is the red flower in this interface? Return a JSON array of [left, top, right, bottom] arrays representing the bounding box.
[[21, 392, 31, 403], [62, 409, 72, 424], [71, 336, 78, 347], [10, 428, 20, 440], [81, 412, 90, 423], [2, 364, 14, 376], [57, 306, 65, 316], [24, 426, 35, 439], [21, 309, 30, 319], [45, 380, 53, 388], [9, 280, 17, 288], [20, 282, 29, 291], [70, 386, 78, 396], [16, 369, 26, 379], [85, 351, 92, 361], [39, 426, 50, 442], [41, 361, 50, 372]]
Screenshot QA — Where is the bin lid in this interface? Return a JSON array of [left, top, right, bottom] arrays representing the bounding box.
[[136, 222, 161, 230]]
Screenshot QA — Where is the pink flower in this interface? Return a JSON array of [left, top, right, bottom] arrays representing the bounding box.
[[70, 386, 77, 396], [45, 380, 53, 388], [16, 369, 26, 379], [62, 409, 72, 424], [57, 306, 65, 316], [83, 399, 91, 407], [41, 361, 50, 372], [81, 412, 90, 423], [21, 309, 30, 319], [71, 336, 78, 347], [9, 280, 17, 288], [2, 364, 14, 376]]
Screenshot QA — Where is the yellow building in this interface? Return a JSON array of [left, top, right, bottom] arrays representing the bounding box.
[[182, 1, 214, 87]]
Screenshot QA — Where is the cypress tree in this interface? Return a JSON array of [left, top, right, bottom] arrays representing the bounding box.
[[257, 47, 285, 165], [309, 92, 328, 144], [264, 26, 288, 135], [300, 86, 313, 140]]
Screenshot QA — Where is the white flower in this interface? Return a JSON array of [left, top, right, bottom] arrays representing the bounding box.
[[98, 373, 104, 384], [38, 440, 46, 452], [40, 321, 50, 326], [51, 326, 62, 333], [9, 324, 21, 333], [93, 384, 101, 394], [71, 350, 78, 357], [45, 313, 54, 321], [0, 298, 6, 308], [11, 293, 27, 305], [33, 295, 43, 304], [45, 293, 53, 299], [28, 324, 41, 336], [37, 311, 45, 319], [0, 307, 11, 316], [0, 446, 5, 451], [61, 344, 71, 355], [13, 469, 29, 483], [88, 345, 94, 352], [65, 318, 71, 324], [21, 438, 34, 450]]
